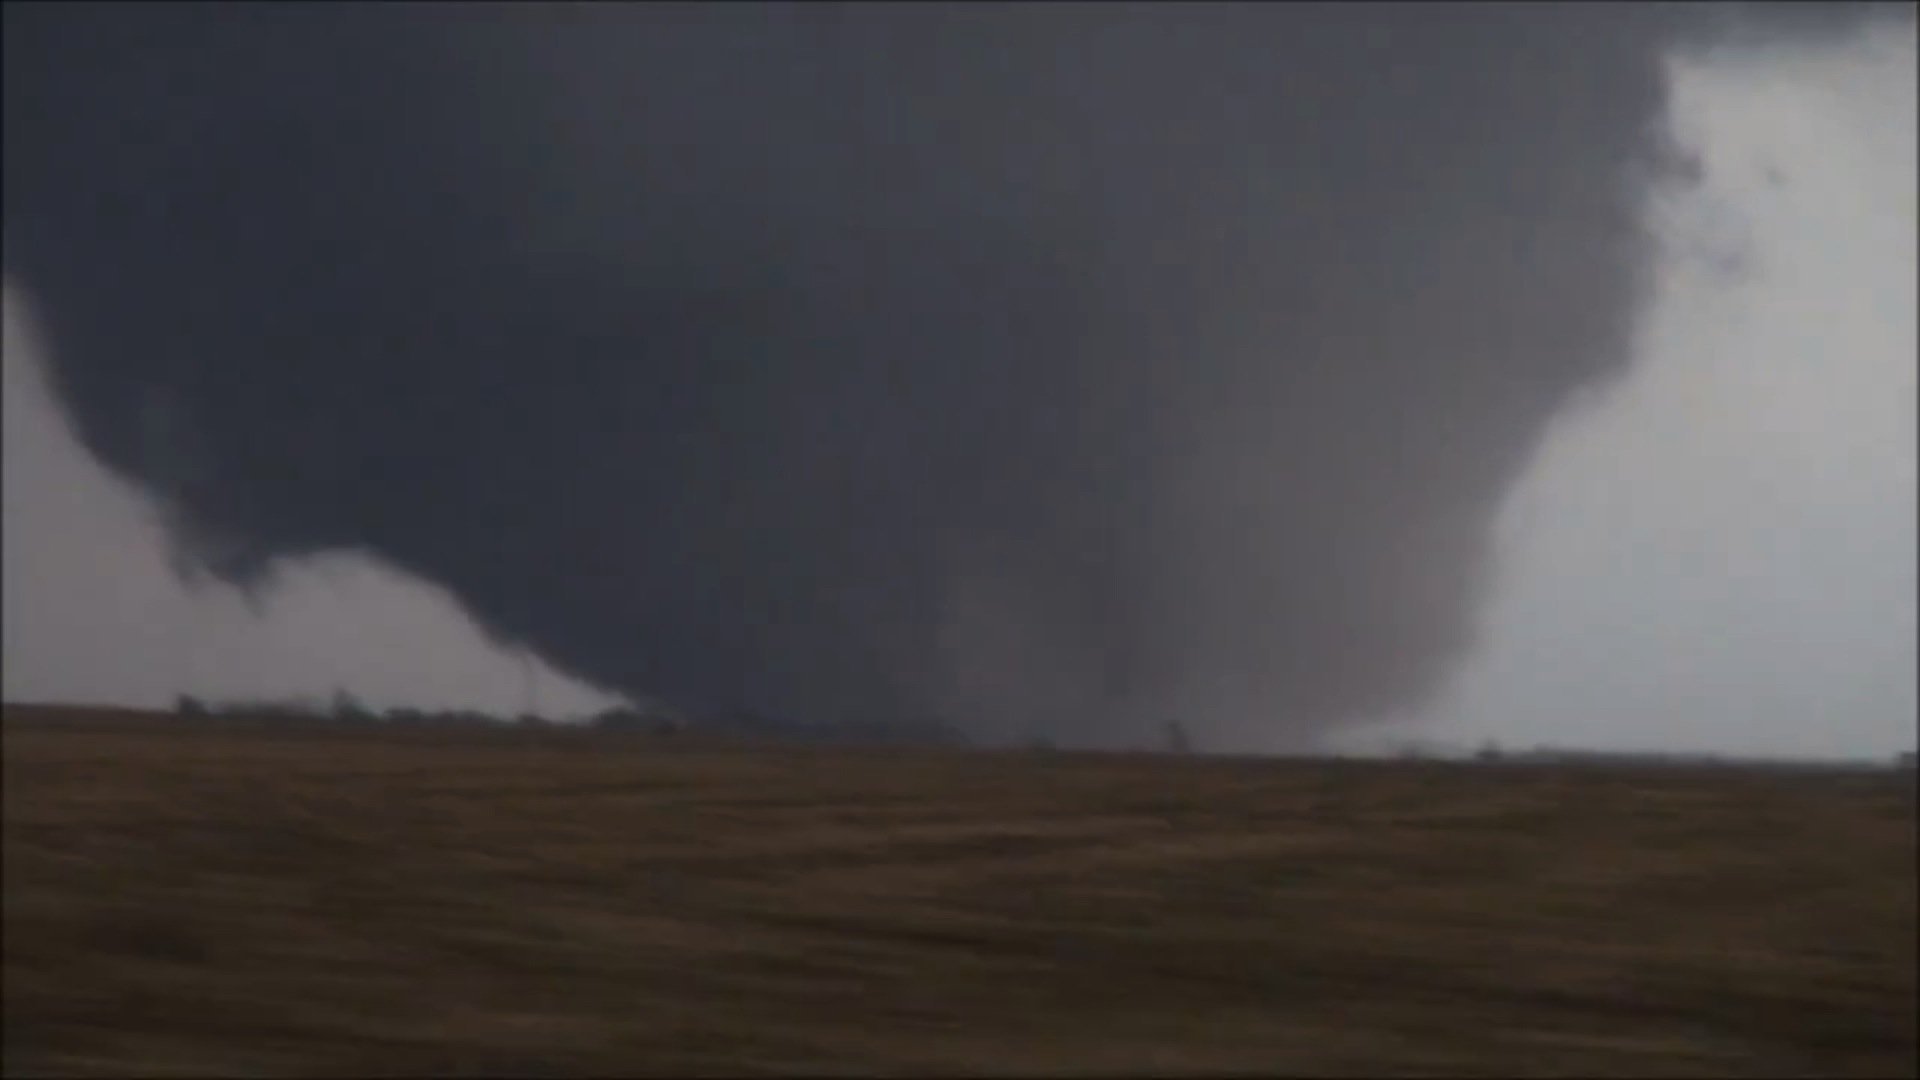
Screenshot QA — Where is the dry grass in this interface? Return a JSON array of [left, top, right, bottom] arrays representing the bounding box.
[[4, 705, 1914, 1077]]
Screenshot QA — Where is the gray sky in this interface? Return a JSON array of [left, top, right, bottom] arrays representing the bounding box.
[[3, 7, 1913, 756]]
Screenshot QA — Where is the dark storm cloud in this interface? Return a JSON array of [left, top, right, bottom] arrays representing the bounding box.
[[2, 2, 1895, 746]]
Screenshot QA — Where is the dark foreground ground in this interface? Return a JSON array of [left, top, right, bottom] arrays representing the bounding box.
[[4, 706, 1915, 1077]]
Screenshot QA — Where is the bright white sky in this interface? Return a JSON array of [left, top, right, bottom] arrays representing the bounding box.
[[4, 20, 1914, 755], [1357, 21, 1918, 761], [1, 292, 627, 720]]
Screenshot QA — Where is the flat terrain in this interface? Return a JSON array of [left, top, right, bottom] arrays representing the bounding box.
[[4, 705, 1915, 1077]]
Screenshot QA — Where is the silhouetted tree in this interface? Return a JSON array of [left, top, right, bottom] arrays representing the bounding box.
[[330, 688, 375, 726], [174, 694, 208, 718], [590, 706, 649, 732], [1164, 720, 1193, 755]]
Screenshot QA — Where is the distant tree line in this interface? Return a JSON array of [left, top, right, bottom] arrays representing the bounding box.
[[1399, 739, 1917, 773], [174, 691, 525, 730], [169, 691, 971, 749]]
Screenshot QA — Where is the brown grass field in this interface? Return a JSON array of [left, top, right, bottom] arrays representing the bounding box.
[[3, 704, 1915, 1078]]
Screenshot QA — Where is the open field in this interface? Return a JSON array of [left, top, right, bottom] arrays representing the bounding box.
[[4, 705, 1915, 1077]]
